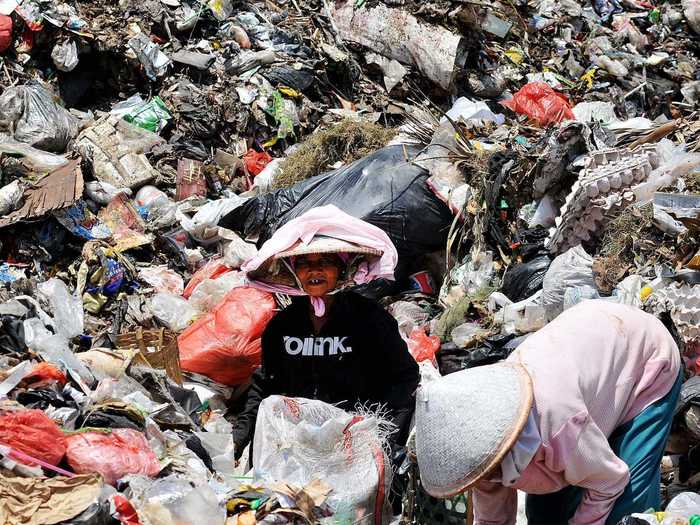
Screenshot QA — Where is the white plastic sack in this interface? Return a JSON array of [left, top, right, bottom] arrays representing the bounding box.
[[441, 97, 505, 126], [253, 396, 392, 525], [150, 293, 197, 331], [541, 245, 595, 320]]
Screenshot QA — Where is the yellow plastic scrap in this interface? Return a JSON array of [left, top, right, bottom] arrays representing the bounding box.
[[640, 285, 653, 301], [505, 47, 524, 65], [278, 86, 302, 98], [580, 69, 597, 90]]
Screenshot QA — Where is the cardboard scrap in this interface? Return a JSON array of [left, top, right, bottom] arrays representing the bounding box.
[[75, 115, 165, 189], [0, 159, 83, 228]]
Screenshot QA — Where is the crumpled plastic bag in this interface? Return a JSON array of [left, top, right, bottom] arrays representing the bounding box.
[[138, 266, 184, 296], [178, 287, 276, 386], [407, 327, 440, 364], [65, 429, 161, 486], [541, 245, 595, 320], [0, 180, 24, 216], [51, 40, 79, 72], [0, 409, 67, 466], [150, 293, 197, 332], [183, 258, 232, 298], [0, 82, 79, 152], [501, 82, 574, 127]]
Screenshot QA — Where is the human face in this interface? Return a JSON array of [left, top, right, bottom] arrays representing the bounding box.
[[293, 253, 341, 297]]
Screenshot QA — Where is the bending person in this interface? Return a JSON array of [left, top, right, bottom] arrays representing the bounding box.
[[415, 300, 682, 525]]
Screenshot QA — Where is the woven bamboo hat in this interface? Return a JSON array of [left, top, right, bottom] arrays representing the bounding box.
[[247, 235, 383, 287], [415, 363, 534, 498]]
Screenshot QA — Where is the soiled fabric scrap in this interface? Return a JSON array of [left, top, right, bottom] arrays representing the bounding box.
[[0, 474, 102, 525]]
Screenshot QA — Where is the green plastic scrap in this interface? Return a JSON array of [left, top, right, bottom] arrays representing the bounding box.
[[266, 91, 296, 140], [123, 96, 172, 133]]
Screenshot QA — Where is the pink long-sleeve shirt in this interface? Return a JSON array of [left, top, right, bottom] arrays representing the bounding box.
[[473, 300, 681, 525]]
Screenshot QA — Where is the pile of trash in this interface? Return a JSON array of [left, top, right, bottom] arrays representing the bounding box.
[[1, 0, 700, 522]]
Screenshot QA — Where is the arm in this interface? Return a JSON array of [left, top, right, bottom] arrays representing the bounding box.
[[472, 480, 518, 525], [231, 325, 283, 458], [564, 417, 630, 525], [371, 309, 420, 446]]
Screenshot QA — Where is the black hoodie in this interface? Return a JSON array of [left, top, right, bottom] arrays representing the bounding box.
[[231, 291, 420, 460]]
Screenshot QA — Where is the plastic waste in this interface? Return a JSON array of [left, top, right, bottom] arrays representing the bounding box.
[[563, 285, 601, 310], [122, 96, 172, 133], [0, 180, 24, 216], [221, 145, 453, 264], [222, 233, 258, 269], [138, 266, 185, 296], [407, 327, 440, 364], [178, 287, 276, 386], [187, 270, 246, 313], [38, 278, 83, 339], [0, 140, 69, 172], [501, 82, 574, 127], [388, 301, 430, 340], [441, 97, 505, 126], [0, 81, 79, 152], [183, 258, 232, 299], [254, 395, 391, 525], [592, 55, 629, 78], [0, 14, 11, 53], [0, 409, 67, 466], [501, 254, 551, 302], [135, 185, 170, 209], [127, 34, 170, 81], [243, 149, 273, 176], [541, 245, 595, 320], [84, 181, 132, 205], [683, 0, 700, 33], [150, 293, 197, 332], [51, 39, 79, 72], [451, 322, 489, 348], [126, 474, 226, 525], [65, 429, 161, 485], [666, 492, 700, 517]]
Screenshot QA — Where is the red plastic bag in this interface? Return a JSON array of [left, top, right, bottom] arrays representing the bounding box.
[[183, 257, 231, 298], [0, 409, 67, 466], [407, 327, 440, 364], [0, 15, 11, 54], [23, 362, 68, 386], [178, 287, 276, 385], [243, 149, 273, 176], [501, 82, 574, 127], [65, 429, 160, 486]]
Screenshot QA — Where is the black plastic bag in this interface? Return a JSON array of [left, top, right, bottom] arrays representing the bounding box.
[[220, 145, 454, 260], [501, 252, 551, 302], [438, 334, 529, 375]]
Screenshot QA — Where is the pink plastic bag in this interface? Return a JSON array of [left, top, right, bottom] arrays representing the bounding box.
[[178, 287, 276, 385], [0, 15, 11, 54], [183, 257, 232, 298], [501, 82, 574, 127], [407, 327, 440, 364], [65, 429, 160, 485]]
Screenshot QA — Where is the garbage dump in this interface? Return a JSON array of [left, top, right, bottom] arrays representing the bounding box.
[[0, 0, 699, 523]]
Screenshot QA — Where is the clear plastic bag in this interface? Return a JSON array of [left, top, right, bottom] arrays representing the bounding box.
[[38, 278, 83, 339], [541, 245, 595, 320], [138, 266, 184, 296], [0, 82, 79, 152], [150, 293, 197, 332]]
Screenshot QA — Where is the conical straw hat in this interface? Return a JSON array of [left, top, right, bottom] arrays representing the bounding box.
[[415, 362, 534, 498]]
